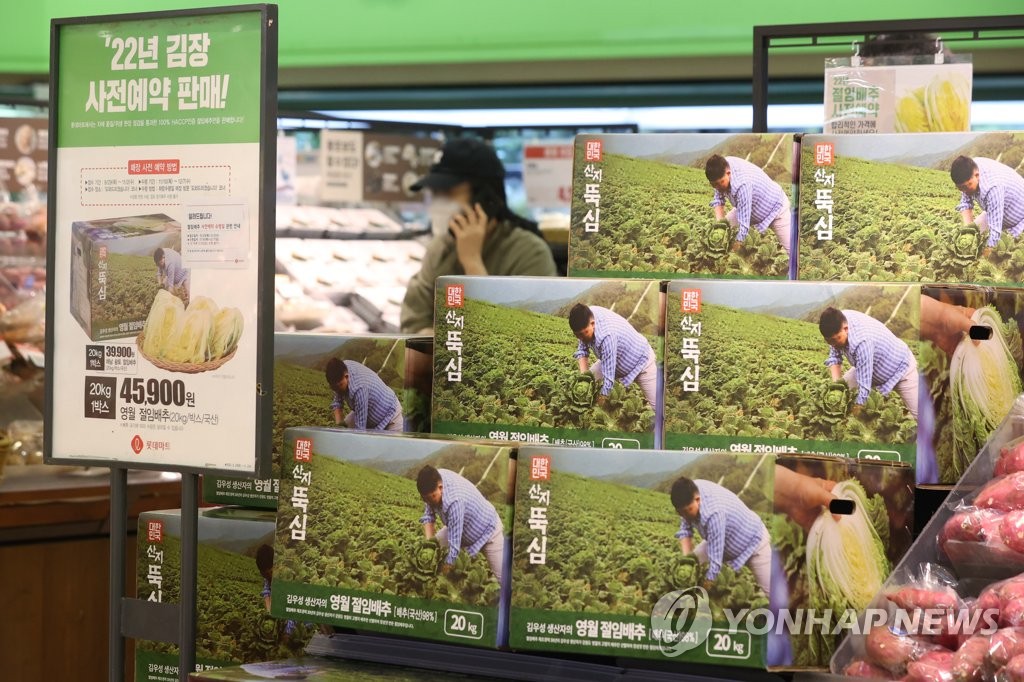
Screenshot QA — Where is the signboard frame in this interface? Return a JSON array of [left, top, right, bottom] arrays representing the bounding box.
[[44, 3, 277, 478]]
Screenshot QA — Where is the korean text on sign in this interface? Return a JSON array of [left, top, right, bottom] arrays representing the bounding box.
[[813, 143, 837, 241], [582, 139, 604, 233], [289, 438, 313, 541], [527, 455, 551, 565], [444, 285, 465, 383], [679, 290, 702, 392]]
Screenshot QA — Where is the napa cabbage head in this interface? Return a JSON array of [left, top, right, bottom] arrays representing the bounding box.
[[210, 307, 244, 359], [142, 289, 184, 358], [187, 296, 219, 317], [925, 74, 970, 132], [164, 307, 215, 364], [895, 88, 929, 133], [950, 306, 1023, 476], [807, 480, 889, 614]]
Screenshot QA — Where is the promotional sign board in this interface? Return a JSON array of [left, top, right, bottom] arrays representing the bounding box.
[[319, 130, 439, 204], [45, 5, 276, 474], [824, 60, 972, 134], [0, 117, 48, 195], [523, 142, 573, 209]]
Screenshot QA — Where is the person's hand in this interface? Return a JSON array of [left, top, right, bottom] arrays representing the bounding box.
[[731, 241, 742, 253], [702, 579, 714, 592], [982, 246, 994, 259], [920, 295, 977, 357], [774, 466, 838, 533], [441, 563, 453, 575], [450, 204, 489, 272], [596, 395, 608, 408], [851, 404, 863, 418]]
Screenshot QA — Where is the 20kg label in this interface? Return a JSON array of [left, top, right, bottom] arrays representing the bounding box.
[[444, 609, 483, 640]]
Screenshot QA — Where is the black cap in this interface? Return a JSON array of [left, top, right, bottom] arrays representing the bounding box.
[[410, 138, 505, 192]]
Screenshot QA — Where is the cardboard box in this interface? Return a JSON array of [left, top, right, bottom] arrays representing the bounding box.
[[509, 447, 913, 669], [70, 213, 182, 341], [797, 132, 1024, 286], [189, 656, 500, 681], [663, 280, 1024, 485], [432, 276, 664, 450], [135, 507, 313, 682], [203, 333, 433, 508], [270, 428, 515, 649], [569, 133, 798, 281]]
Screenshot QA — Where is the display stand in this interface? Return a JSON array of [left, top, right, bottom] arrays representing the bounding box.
[[751, 15, 1024, 132]]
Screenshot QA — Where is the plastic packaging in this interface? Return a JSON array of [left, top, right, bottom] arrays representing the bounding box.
[[975, 473, 1024, 512], [905, 649, 955, 681], [997, 438, 1024, 478]]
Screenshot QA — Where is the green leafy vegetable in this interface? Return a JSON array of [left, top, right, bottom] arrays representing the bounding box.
[[411, 539, 443, 578], [821, 381, 853, 420], [950, 224, 983, 265], [702, 220, 735, 259]]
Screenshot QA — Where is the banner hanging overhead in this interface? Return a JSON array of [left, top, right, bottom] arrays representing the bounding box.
[[319, 130, 440, 204], [45, 5, 277, 474]]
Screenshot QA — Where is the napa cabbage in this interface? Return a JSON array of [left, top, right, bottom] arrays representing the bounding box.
[[210, 307, 244, 359], [142, 289, 184, 358], [164, 307, 215, 364]]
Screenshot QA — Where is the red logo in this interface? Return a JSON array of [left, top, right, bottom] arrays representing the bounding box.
[[584, 140, 603, 162], [530, 455, 551, 481], [131, 435, 145, 454], [147, 520, 163, 543], [294, 438, 312, 463], [814, 143, 835, 166], [680, 289, 702, 314], [446, 285, 464, 308], [98, 246, 108, 260]]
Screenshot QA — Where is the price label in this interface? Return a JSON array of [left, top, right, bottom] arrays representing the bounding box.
[[444, 609, 483, 640], [84, 375, 117, 420], [119, 378, 195, 407]]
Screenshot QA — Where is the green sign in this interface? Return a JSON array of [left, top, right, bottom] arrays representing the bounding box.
[[57, 12, 262, 148]]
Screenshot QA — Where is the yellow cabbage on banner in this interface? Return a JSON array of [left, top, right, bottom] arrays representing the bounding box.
[[142, 290, 184, 358]]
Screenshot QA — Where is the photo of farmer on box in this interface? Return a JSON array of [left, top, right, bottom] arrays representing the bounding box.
[[951, 155, 1024, 258], [417, 465, 505, 582], [569, 303, 658, 410], [153, 246, 190, 304], [819, 307, 919, 421], [705, 154, 792, 258], [671, 476, 772, 596], [324, 358, 403, 432]]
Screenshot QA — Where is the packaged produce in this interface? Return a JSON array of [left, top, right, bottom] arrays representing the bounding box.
[[509, 447, 912, 669], [569, 133, 797, 280], [203, 333, 432, 509], [797, 132, 1024, 286], [135, 507, 313, 682], [70, 213, 182, 341], [270, 428, 515, 648], [432, 276, 663, 449]]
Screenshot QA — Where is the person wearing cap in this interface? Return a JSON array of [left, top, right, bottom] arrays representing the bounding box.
[[401, 137, 559, 335]]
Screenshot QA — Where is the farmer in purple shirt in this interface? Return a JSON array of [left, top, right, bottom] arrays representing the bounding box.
[[705, 154, 792, 257], [671, 477, 771, 596], [568, 303, 658, 409], [819, 307, 918, 420], [324, 358, 403, 431], [951, 156, 1024, 257], [153, 247, 190, 299]]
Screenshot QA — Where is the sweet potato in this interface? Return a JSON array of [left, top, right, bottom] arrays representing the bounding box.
[[996, 438, 1024, 477], [998, 579, 1024, 604], [842, 659, 894, 679], [867, 625, 923, 673], [1002, 512, 1024, 555], [990, 628, 1024, 669], [905, 649, 955, 682], [890, 586, 961, 611], [1005, 600, 1024, 628], [976, 474, 1024, 512], [943, 509, 1006, 544], [1000, 653, 1024, 682], [953, 634, 992, 682]]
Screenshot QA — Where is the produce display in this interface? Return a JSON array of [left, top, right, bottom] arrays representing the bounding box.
[[798, 132, 1024, 286], [270, 428, 514, 648], [510, 446, 912, 668], [135, 507, 313, 682], [831, 398, 1024, 678], [139, 291, 243, 371], [203, 332, 433, 508], [432, 276, 662, 449], [569, 133, 795, 280]]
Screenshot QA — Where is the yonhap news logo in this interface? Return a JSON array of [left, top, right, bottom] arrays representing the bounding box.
[[650, 586, 713, 657]]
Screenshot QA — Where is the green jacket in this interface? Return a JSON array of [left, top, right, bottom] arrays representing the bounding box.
[[400, 221, 559, 333]]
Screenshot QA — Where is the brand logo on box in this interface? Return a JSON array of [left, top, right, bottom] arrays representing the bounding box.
[[98, 245, 108, 260], [814, 143, 835, 166], [446, 284, 464, 308], [131, 434, 144, 454], [584, 140, 603, 162], [530, 455, 551, 481], [680, 289, 702, 314], [147, 521, 163, 543], [294, 438, 312, 463]]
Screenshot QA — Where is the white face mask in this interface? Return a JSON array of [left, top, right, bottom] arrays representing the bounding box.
[[428, 198, 463, 238]]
